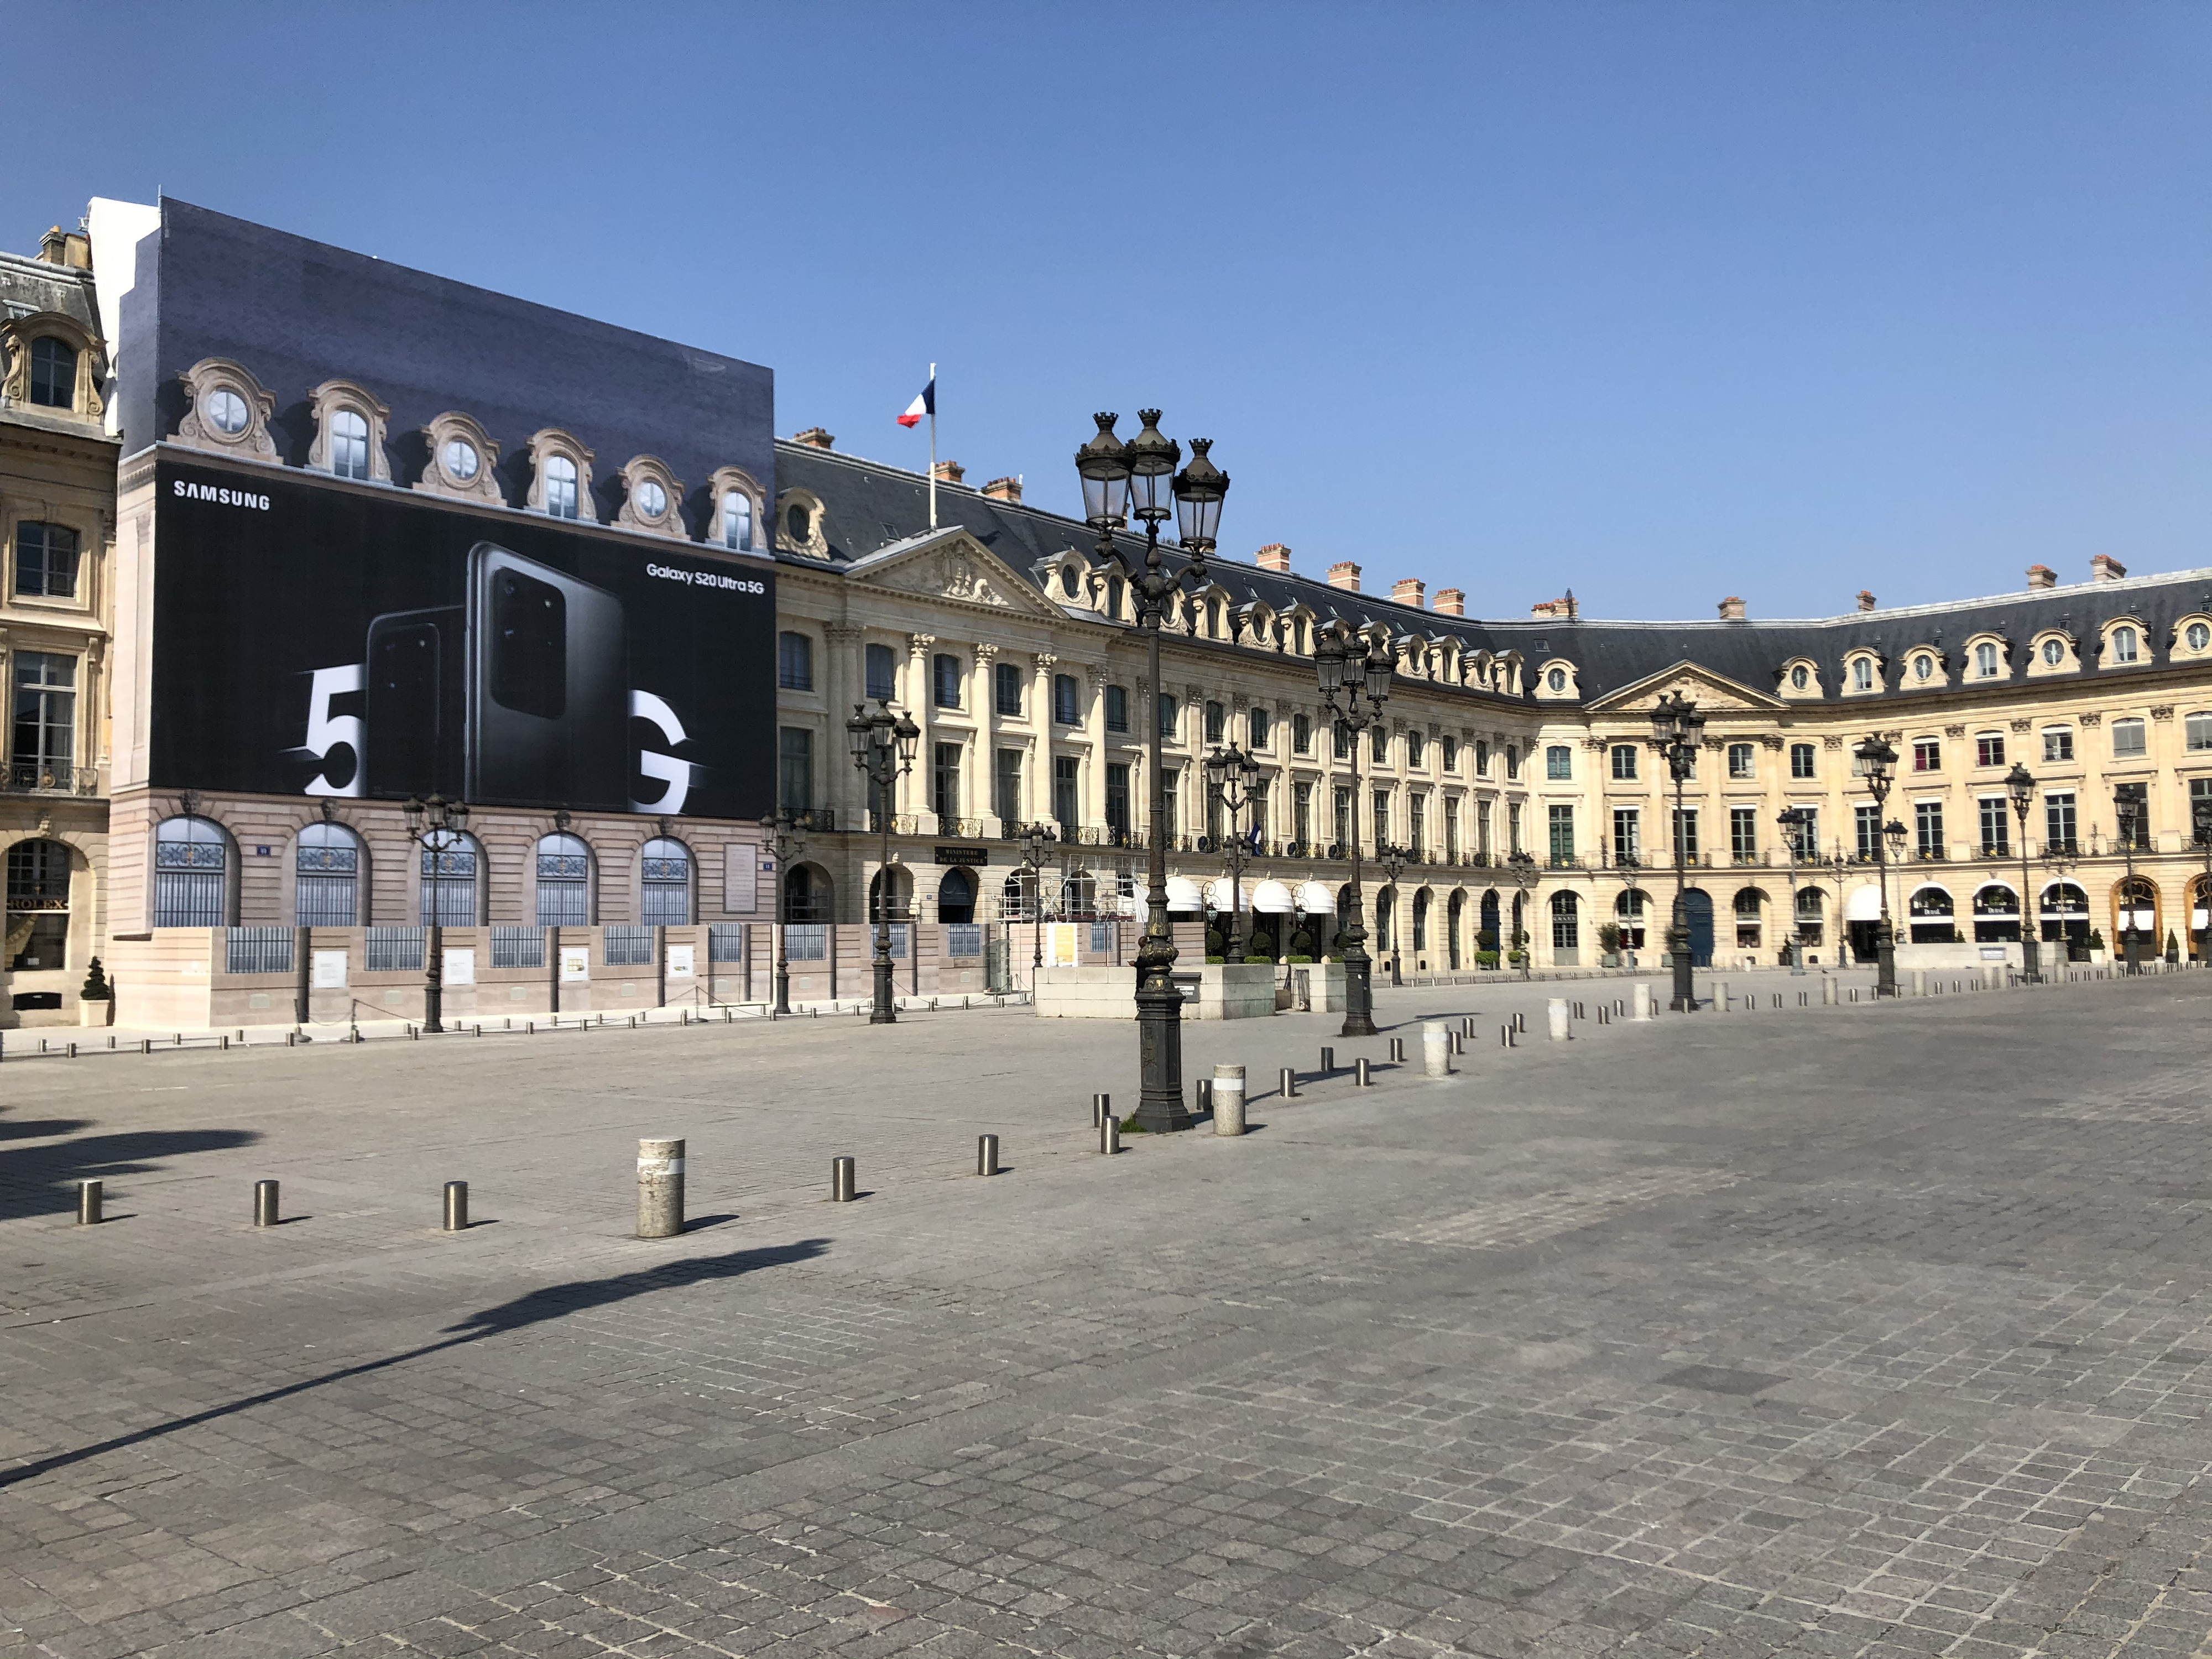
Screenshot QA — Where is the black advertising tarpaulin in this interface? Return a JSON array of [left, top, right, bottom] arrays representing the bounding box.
[[151, 460, 775, 820]]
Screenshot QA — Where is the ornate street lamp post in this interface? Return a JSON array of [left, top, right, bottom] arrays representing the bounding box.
[[847, 698, 921, 1024], [403, 792, 469, 1035], [1073, 410, 1228, 1131], [1378, 842, 1409, 985], [1204, 742, 1261, 961], [1855, 734, 1901, 998], [758, 808, 807, 1014], [2005, 763, 2040, 983], [1649, 691, 1707, 1011], [2192, 799, 2212, 968], [1022, 821, 1051, 987], [2114, 786, 2146, 971], [1314, 627, 1394, 1036], [1776, 806, 1812, 973], [1505, 850, 1538, 980]]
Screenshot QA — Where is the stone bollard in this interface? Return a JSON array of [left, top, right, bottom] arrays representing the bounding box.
[[1822, 977, 1837, 1005], [977, 1134, 999, 1176], [1714, 980, 1730, 1011], [1213, 1066, 1246, 1135], [1984, 964, 2002, 991], [253, 1180, 280, 1229], [443, 1180, 468, 1232], [637, 1139, 685, 1237], [1912, 969, 1927, 997], [1422, 1021, 1452, 1077], [77, 1179, 102, 1225], [1547, 999, 1571, 1042], [1632, 983, 1654, 1021]]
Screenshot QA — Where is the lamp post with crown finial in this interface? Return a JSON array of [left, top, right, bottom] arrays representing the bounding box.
[[1855, 734, 1902, 997], [1650, 692, 1707, 1010], [1314, 625, 1392, 1034], [2006, 763, 2040, 982], [403, 793, 470, 1034], [848, 700, 921, 1022], [1073, 411, 1228, 1130]]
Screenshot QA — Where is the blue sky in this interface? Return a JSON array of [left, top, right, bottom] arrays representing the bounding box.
[[11, 4, 2210, 620]]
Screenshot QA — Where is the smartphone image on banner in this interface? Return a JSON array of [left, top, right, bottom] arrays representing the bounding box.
[[466, 542, 628, 810], [363, 604, 465, 800]]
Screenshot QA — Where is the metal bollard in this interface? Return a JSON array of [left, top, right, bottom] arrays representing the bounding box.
[[977, 1134, 999, 1176], [1197, 1077, 1213, 1113], [1355, 1057, 1373, 1086], [1462, 1015, 1477, 1037], [77, 1179, 102, 1225], [1449, 1027, 1465, 1052], [1798, 992, 1808, 1006], [253, 1180, 280, 1228], [1422, 1021, 1452, 1077], [832, 1155, 857, 1200], [637, 1139, 685, 1237], [1500, 1024, 1511, 1047], [1514, 1011, 1526, 1033], [1387, 1036, 1405, 1063], [1092, 1091, 1111, 1128], [1547, 999, 1571, 1041], [443, 1180, 469, 1232], [1213, 1066, 1247, 1134], [1099, 1117, 1119, 1155], [1851, 987, 1861, 1001], [140, 1037, 152, 1053], [1280, 1065, 1298, 1098], [1320, 1046, 1335, 1073], [1771, 994, 1781, 1009]]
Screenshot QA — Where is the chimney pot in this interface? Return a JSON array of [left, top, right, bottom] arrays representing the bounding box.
[[1718, 596, 1746, 621], [980, 476, 1021, 503], [1432, 587, 1465, 617], [1327, 561, 1361, 592], [1530, 596, 1579, 620], [2026, 564, 2057, 590], [932, 459, 965, 484], [1255, 542, 1292, 573], [37, 227, 87, 268], [792, 426, 836, 450], [1856, 589, 1877, 613], [1392, 577, 1427, 609], [2091, 554, 2127, 582]]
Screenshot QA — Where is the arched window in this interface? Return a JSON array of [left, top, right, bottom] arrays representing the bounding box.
[[937, 867, 977, 924], [1733, 887, 1764, 948], [420, 831, 481, 925], [640, 837, 691, 926], [535, 832, 591, 925], [154, 815, 229, 926], [329, 408, 371, 480], [296, 822, 362, 926], [723, 491, 753, 551], [1796, 888, 1824, 920], [1549, 889, 1579, 950], [784, 863, 830, 923], [1062, 868, 1097, 920], [2111, 626, 2140, 664], [1412, 889, 1431, 950], [1908, 885, 1957, 943], [7, 838, 71, 971], [544, 454, 580, 519], [868, 866, 911, 923], [28, 337, 76, 409], [1375, 888, 1395, 951], [1003, 869, 1038, 922], [1974, 641, 2000, 677], [1972, 883, 2020, 943], [1851, 658, 1874, 691], [1614, 888, 1647, 948]]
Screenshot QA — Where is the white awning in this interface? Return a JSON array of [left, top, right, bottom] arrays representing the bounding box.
[[1249, 879, 1297, 914], [1165, 875, 1206, 911], [1844, 883, 1884, 921], [1295, 880, 1337, 914]]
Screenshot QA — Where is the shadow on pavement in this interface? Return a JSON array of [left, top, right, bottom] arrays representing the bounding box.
[[0, 1125, 260, 1222], [0, 1238, 831, 1490]]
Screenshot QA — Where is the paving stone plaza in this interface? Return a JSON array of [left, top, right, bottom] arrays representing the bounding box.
[[3, 973, 2210, 1658]]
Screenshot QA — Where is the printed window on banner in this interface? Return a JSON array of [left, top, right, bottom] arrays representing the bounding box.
[[535, 832, 591, 926], [295, 821, 362, 926], [641, 837, 692, 926]]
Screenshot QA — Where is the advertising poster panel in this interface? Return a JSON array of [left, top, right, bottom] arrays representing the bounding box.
[[150, 461, 775, 820]]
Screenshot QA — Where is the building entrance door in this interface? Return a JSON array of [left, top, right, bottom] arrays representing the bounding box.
[[1848, 920, 1880, 962], [1683, 888, 1714, 967]]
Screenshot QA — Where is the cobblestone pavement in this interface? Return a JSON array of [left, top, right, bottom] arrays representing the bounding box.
[[2, 971, 2208, 1658]]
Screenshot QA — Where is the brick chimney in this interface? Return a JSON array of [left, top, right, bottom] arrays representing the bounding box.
[[1433, 587, 1465, 616], [1530, 595, 1579, 620], [1718, 596, 1746, 621], [1856, 589, 1877, 613], [2091, 554, 2127, 583], [1328, 561, 1361, 592], [1255, 542, 1292, 573], [2026, 564, 2057, 589], [1392, 577, 1427, 609], [792, 427, 835, 450], [37, 226, 88, 269], [932, 459, 965, 484], [980, 476, 1021, 503]]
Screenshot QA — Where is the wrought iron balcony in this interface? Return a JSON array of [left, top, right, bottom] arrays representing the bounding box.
[[4, 762, 99, 796]]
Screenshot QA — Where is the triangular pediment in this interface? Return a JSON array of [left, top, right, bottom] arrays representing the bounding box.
[[1586, 659, 1786, 716], [844, 528, 1069, 619]]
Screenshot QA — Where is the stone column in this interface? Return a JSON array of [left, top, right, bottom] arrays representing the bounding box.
[[1030, 651, 1057, 832], [1082, 664, 1109, 836], [973, 643, 999, 836], [906, 634, 935, 828]]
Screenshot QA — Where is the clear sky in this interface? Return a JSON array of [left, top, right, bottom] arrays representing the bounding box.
[[10, 3, 2209, 621]]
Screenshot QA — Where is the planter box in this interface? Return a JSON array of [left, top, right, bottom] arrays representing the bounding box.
[[1034, 962, 1285, 1020], [79, 999, 111, 1027]]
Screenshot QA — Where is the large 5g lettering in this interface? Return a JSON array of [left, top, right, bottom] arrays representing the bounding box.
[[295, 664, 365, 797], [630, 690, 696, 815]]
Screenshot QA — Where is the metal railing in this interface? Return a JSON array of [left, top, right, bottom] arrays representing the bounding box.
[[364, 927, 426, 972], [4, 762, 99, 795], [490, 927, 545, 969], [224, 927, 293, 975]]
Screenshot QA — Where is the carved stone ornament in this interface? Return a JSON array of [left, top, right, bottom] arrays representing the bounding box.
[[613, 455, 687, 540], [2011, 718, 2032, 732], [1823, 735, 1846, 750], [1034, 651, 1060, 670], [414, 411, 504, 505], [175, 357, 277, 462], [1761, 734, 1786, 749], [972, 642, 999, 664], [2079, 711, 2103, 727], [883, 547, 1013, 609], [1086, 662, 1110, 689], [1944, 724, 1966, 738], [2152, 705, 2176, 721], [907, 633, 936, 658]]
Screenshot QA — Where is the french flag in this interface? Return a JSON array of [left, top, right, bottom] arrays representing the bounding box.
[[896, 372, 935, 427]]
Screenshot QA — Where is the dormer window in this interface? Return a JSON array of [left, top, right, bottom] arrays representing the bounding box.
[[1790, 665, 1808, 690], [2190, 623, 2211, 653], [309, 381, 392, 484], [330, 410, 369, 478], [614, 456, 685, 539], [787, 503, 810, 541], [444, 439, 479, 481], [207, 388, 248, 434], [415, 411, 503, 505], [1546, 667, 1567, 692], [28, 337, 77, 408], [2111, 625, 2139, 664], [723, 492, 752, 550], [2042, 638, 2065, 665], [1912, 654, 1934, 681], [1851, 658, 1874, 691], [635, 479, 666, 517], [1974, 641, 1999, 677], [1059, 565, 1078, 597], [525, 429, 596, 522], [545, 456, 579, 519], [176, 358, 278, 461]]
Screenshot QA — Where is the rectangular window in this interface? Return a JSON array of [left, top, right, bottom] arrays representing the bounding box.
[[2045, 791, 2076, 853], [1295, 780, 1314, 849], [2188, 712, 2212, 753], [1444, 799, 1459, 860], [1505, 745, 1520, 780], [1856, 804, 1881, 859], [776, 727, 811, 811], [1442, 736, 1458, 771], [1672, 807, 1698, 860], [2043, 728, 2073, 762], [1332, 721, 1350, 760], [2112, 718, 2147, 759], [1250, 707, 1271, 749], [1976, 734, 2005, 768], [1054, 674, 1079, 725], [1204, 701, 1225, 743], [1790, 742, 1815, 780], [1409, 793, 1427, 857], [932, 653, 962, 709], [1292, 712, 1312, 755], [1157, 693, 1178, 739], [604, 925, 653, 968], [1162, 768, 1178, 839], [2115, 780, 2149, 848], [778, 630, 813, 691], [1786, 808, 1818, 856], [1053, 755, 1079, 828], [1914, 800, 1944, 858], [1546, 745, 1571, 780], [1207, 784, 1225, 848], [1610, 744, 1637, 780], [1508, 801, 1524, 854], [865, 642, 896, 702], [493, 926, 548, 969], [994, 660, 1022, 716], [994, 748, 1023, 823], [364, 927, 426, 973], [1333, 786, 1352, 851], [932, 741, 961, 822], [1105, 764, 1130, 840], [1730, 806, 1757, 862], [14, 522, 79, 600], [1913, 739, 1940, 773], [1371, 726, 1388, 765], [1477, 799, 1493, 857], [1373, 789, 1390, 849], [1979, 797, 2010, 855], [1105, 685, 1129, 733], [1613, 807, 1640, 864], [1727, 742, 1754, 780], [11, 651, 75, 778], [1547, 804, 1574, 865], [1249, 780, 1270, 845], [1475, 739, 1490, 776]]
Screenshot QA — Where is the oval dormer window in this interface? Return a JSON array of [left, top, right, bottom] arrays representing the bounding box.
[[1546, 667, 1567, 692], [1060, 566, 1079, 597], [2190, 622, 2211, 653], [1791, 665, 1809, 690], [2042, 638, 2064, 665], [443, 438, 479, 482], [207, 388, 249, 435], [635, 479, 667, 519], [787, 503, 810, 542], [1913, 655, 1933, 681]]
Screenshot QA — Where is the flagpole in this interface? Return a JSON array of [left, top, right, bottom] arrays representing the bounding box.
[[927, 361, 938, 530]]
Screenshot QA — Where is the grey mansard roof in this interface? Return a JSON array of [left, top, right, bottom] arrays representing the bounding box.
[[773, 436, 2212, 711]]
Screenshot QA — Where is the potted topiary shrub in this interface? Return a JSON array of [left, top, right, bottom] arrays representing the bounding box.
[[1597, 921, 1623, 967], [2086, 927, 2106, 965], [79, 956, 113, 1026]]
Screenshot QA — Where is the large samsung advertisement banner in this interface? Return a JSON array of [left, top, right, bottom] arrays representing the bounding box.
[[151, 460, 775, 820]]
